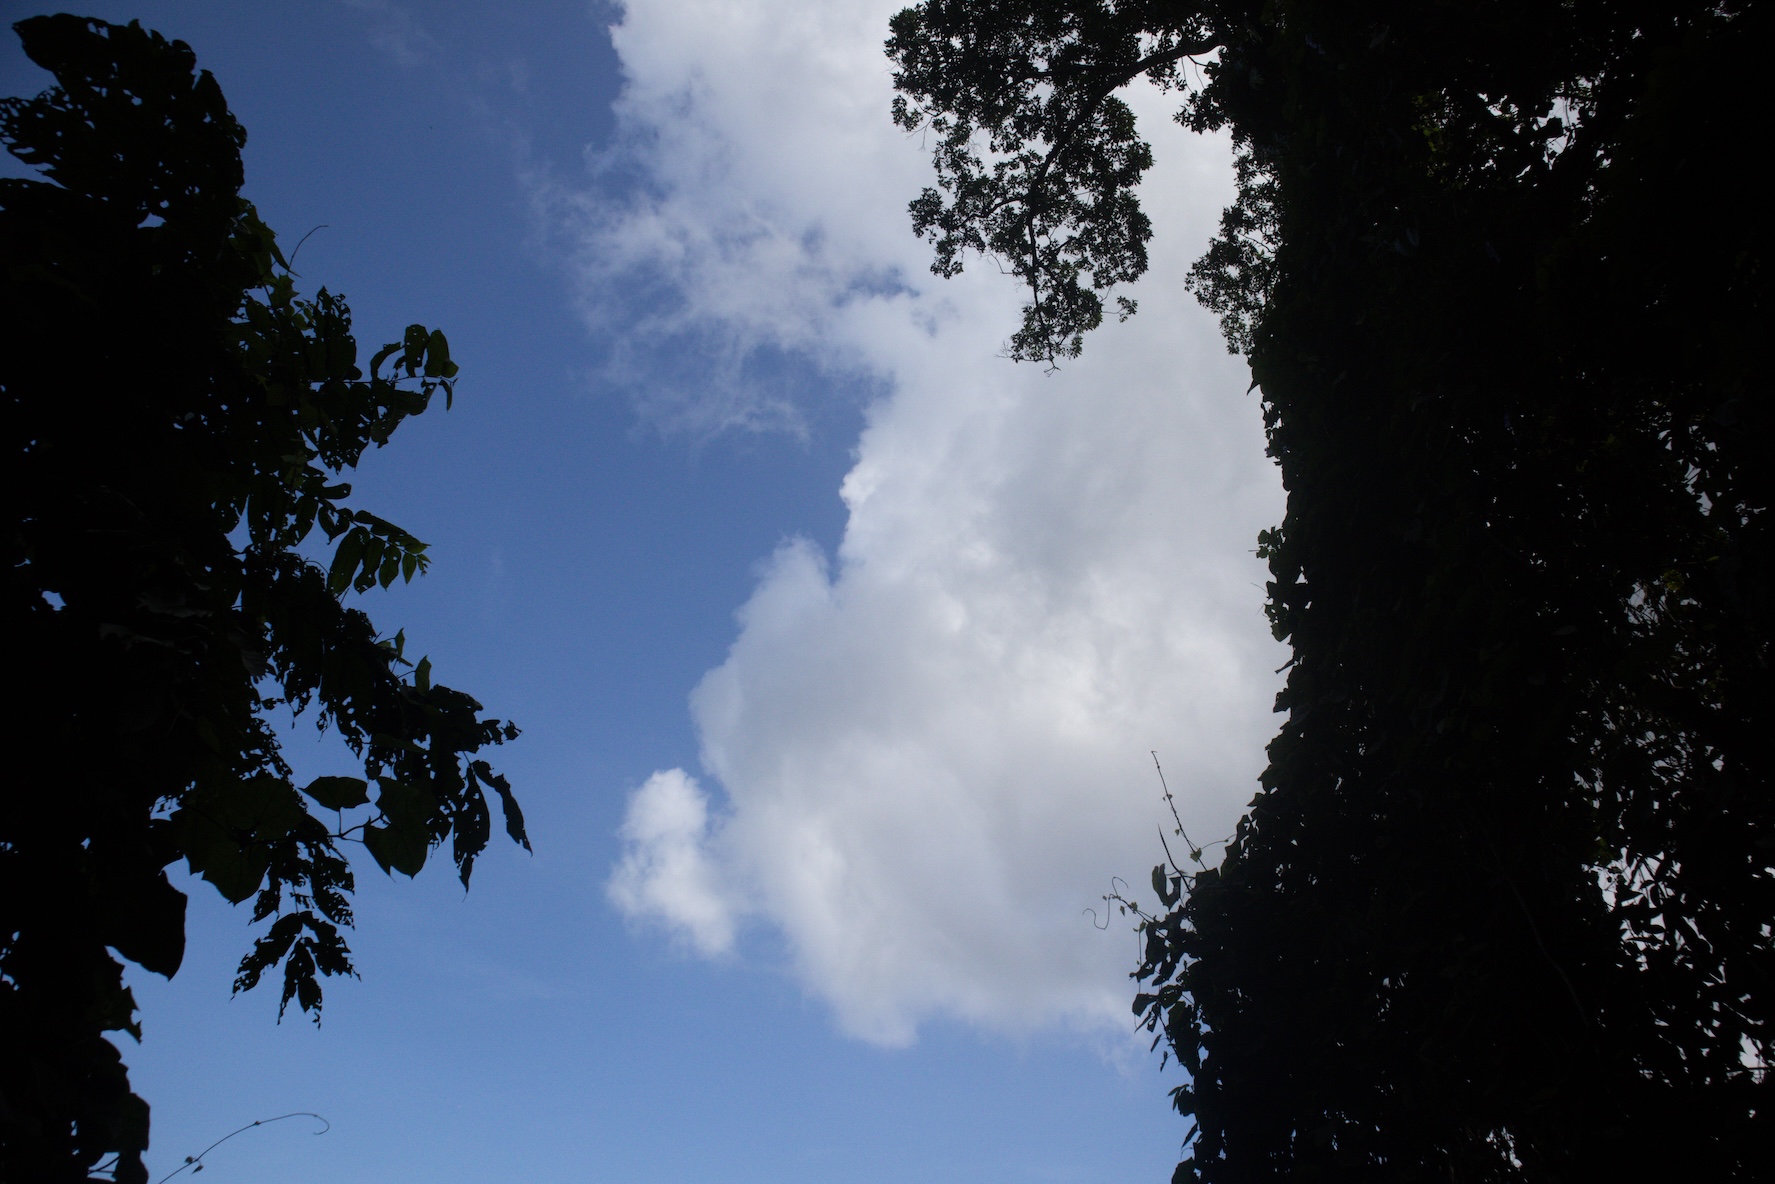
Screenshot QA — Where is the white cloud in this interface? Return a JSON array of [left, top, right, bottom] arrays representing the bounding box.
[[341, 0, 440, 68], [538, 0, 926, 436], [582, 0, 1286, 1043], [608, 768, 735, 956]]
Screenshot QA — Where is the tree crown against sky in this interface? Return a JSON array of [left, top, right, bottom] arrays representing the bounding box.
[[1, 16, 527, 1183], [891, 1, 1772, 1180]]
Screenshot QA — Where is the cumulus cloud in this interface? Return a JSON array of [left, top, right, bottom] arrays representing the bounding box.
[[608, 768, 735, 956], [587, 0, 1286, 1043]]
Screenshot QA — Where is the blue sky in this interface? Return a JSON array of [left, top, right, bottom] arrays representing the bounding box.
[[2, 2, 1285, 1180]]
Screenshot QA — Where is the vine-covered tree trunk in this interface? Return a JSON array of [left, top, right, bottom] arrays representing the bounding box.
[[1172, 8, 1771, 1178]]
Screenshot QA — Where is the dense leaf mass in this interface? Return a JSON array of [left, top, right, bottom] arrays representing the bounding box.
[[893, 1, 1771, 1180], [0, 18, 526, 1184]]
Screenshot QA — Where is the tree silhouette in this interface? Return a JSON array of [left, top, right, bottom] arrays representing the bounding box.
[[891, 1, 1771, 1178], [1, 17, 527, 1183]]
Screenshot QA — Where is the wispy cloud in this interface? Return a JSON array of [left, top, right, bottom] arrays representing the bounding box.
[[584, 0, 1285, 1044], [341, 0, 441, 69]]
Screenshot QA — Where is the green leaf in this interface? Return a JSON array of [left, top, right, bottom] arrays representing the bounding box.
[[362, 819, 429, 877], [370, 340, 401, 376], [423, 328, 456, 378], [356, 535, 386, 593], [301, 775, 369, 811], [328, 527, 366, 596], [403, 323, 428, 375], [472, 759, 531, 852]]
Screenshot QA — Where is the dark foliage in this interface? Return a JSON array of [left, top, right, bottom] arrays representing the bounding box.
[[891, 1, 1772, 1179], [1, 17, 527, 1184]]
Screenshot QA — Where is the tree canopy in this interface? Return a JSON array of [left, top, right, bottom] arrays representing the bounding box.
[[891, 1, 1771, 1179], [1, 17, 527, 1183]]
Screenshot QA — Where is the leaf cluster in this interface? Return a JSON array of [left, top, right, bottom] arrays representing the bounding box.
[[1, 17, 525, 1184], [888, 0, 1216, 364]]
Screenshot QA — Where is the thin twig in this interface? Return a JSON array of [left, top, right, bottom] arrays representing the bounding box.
[[154, 1112, 330, 1184], [286, 224, 330, 272], [1153, 750, 1207, 866]]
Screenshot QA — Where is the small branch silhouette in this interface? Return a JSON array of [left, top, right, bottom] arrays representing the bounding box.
[[285, 224, 329, 272], [155, 1112, 329, 1183], [1151, 751, 1229, 871]]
